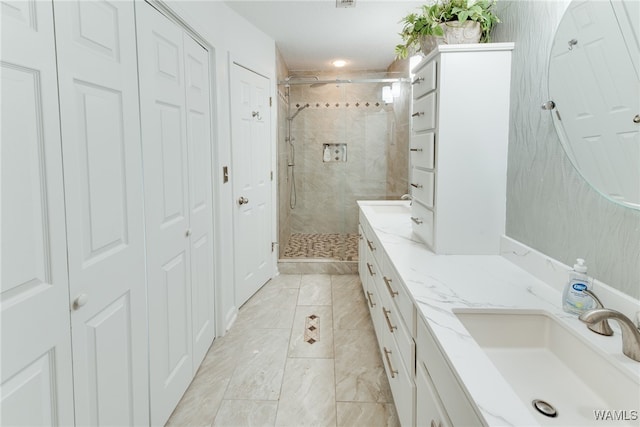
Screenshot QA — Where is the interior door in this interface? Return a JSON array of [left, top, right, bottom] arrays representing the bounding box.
[[183, 32, 216, 368], [137, 4, 217, 424], [53, 1, 149, 425], [1, 2, 75, 425], [231, 64, 272, 307]]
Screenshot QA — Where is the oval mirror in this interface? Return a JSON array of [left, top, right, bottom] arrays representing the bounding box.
[[548, 0, 640, 209]]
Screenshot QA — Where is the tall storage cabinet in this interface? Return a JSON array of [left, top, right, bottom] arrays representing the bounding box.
[[409, 44, 514, 254]]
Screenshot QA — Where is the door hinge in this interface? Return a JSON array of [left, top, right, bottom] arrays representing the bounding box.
[[269, 96, 272, 107], [272, 242, 278, 252], [270, 170, 273, 181]]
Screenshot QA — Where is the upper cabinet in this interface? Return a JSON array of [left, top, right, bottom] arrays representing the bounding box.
[[409, 44, 514, 254]]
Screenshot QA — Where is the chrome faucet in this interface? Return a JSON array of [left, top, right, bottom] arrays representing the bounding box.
[[581, 290, 613, 336], [579, 308, 640, 362], [401, 194, 413, 205]]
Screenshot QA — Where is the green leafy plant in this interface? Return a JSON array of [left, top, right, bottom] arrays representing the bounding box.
[[395, 0, 500, 59]]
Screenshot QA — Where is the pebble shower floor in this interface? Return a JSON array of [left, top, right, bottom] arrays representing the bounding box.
[[282, 233, 359, 261]]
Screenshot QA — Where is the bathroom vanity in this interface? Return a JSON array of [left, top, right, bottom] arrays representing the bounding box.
[[358, 200, 640, 427]]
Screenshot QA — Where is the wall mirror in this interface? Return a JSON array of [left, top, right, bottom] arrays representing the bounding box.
[[548, 0, 639, 209]]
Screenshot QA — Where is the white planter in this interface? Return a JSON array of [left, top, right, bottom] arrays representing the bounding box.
[[420, 21, 482, 55]]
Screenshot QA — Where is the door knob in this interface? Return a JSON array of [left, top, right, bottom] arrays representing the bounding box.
[[72, 294, 89, 310], [238, 196, 249, 205]]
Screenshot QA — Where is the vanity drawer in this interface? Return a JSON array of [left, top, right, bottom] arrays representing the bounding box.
[[411, 168, 435, 208], [411, 201, 434, 248], [379, 326, 414, 427], [382, 257, 415, 336], [416, 316, 483, 427], [413, 60, 437, 99], [412, 92, 437, 132], [410, 132, 436, 170], [416, 359, 452, 427]]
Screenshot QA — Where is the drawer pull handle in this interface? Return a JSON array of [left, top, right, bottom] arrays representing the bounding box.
[[366, 291, 376, 308], [358, 233, 363, 240], [383, 307, 397, 333], [366, 239, 376, 251], [412, 111, 424, 117], [410, 182, 423, 189], [383, 276, 398, 297], [366, 262, 375, 276], [383, 347, 398, 378], [411, 77, 424, 85], [411, 216, 423, 225], [410, 148, 423, 152]]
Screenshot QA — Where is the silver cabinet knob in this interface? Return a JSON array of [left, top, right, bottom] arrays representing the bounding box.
[[185, 229, 191, 237], [633, 114, 640, 124], [238, 196, 249, 205], [72, 294, 89, 310]]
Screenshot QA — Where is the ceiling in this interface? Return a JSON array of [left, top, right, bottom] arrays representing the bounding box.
[[224, 0, 425, 71]]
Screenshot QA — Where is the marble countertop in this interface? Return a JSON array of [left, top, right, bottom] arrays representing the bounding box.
[[357, 200, 640, 427]]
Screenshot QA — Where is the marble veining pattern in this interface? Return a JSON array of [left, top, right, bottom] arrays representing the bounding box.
[[166, 274, 399, 427], [358, 201, 640, 427]]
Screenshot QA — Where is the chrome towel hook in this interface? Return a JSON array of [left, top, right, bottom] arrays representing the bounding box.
[[568, 39, 578, 50]]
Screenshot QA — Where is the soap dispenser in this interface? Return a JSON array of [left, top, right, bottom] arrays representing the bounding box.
[[562, 258, 594, 315]]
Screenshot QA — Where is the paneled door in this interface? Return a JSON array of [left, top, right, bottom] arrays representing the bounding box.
[[231, 64, 272, 307], [550, 0, 640, 203], [53, 1, 149, 425], [137, 3, 216, 425], [1, 2, 75, 425]]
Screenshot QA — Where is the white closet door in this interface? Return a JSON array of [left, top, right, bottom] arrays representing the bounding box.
[[1, 2, 75, 425], [184, 33, 216, 368], [231, 64, 272, 307], [53, 1, 149, 426], [137, 4, 193, 425]]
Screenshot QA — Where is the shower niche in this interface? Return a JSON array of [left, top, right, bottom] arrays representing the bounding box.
[[323, 143, 347, 162]]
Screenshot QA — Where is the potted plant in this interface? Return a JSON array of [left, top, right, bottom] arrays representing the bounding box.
[[395, 0, 500, 59]]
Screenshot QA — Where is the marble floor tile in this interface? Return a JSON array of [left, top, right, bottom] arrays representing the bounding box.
[[330, 274, 361, 289], [213, 400, 278, 427], [332, 280, 372, 331], [224, 328, 290, 401], [265, 274, 302, 289], [288, 305, 334, 358], [234, 287, 298, 331], [298, 274, 332, 306], [334, 329, 393, 403], [165, 372, 230, 426], [275, 358, 336, 427], [336, 402, 400, 427], [168, 274, 399, 427]]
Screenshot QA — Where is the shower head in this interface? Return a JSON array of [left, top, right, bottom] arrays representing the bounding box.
[[288, 104, 309, 121]]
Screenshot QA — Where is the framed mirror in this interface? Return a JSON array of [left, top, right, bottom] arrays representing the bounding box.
[[548, 0, 639, 209]]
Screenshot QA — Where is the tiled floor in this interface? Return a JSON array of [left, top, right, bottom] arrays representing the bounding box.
[[282, 234, 359, 261], [166, 274, 399, 427]]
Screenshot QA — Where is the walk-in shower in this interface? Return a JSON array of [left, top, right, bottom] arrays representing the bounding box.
[[277, 72, 410, 272]]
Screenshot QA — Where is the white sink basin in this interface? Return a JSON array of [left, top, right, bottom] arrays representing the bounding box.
[[454, 309, 640, 426], [367, 204, 410, 215]]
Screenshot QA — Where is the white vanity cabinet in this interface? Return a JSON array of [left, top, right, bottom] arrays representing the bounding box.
[[410, 44, 514, 254], [359, 212, 416, 427], [416, 316, 483, 427]]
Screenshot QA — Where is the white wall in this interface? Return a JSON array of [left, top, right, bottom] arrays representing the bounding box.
[[162, 0, 278, 333]]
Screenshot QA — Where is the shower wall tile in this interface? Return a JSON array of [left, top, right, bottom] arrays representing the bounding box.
[[282, 70, 409, 238], [493, 1, 640, 298]]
